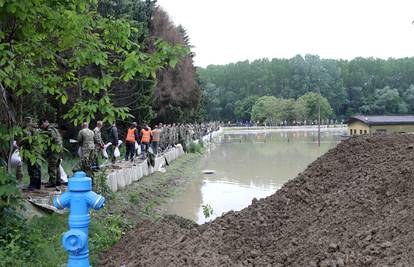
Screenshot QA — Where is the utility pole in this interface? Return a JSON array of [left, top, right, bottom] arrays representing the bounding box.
[[317, 85, 321, 147]]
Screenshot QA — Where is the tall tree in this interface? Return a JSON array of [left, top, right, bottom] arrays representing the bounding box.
[[150, 7, 201, 123]]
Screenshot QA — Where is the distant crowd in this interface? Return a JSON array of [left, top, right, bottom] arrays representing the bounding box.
[[231, 119, 345, 127], [12, 118, 220, 191]]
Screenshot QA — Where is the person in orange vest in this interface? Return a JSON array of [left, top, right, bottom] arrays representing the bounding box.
[[125, 122, 139, 161], [140, 124, 151, 159], [151, 124, 162, 155]]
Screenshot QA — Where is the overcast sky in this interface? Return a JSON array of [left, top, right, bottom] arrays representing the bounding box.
[[156, 0, 414, 67]]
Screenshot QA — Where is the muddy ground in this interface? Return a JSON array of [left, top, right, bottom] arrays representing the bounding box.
[[100, 134, 414, 266]]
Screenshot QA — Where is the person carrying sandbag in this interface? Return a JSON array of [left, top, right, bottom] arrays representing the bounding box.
[[107, 121, 119, 164]]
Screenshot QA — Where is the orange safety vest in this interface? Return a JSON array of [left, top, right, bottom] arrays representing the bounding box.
[[141, 129, 151, 143], [126, 128, 136, 142]]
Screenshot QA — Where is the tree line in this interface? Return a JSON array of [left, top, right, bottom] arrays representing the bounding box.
[[197, 55, 414, 122]]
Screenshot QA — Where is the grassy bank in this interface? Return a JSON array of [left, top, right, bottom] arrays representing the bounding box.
[[1, 153, 202, 267]]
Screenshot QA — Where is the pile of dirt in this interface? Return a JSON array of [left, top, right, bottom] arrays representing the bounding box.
[[100, 134, 414, 266]]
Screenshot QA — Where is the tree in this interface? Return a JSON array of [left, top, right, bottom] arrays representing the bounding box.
[[150, 7, 201, 123], [234, 95, 259, 121], [297, 92, 333, 121], [0, 0, 187, 162], [251, 96, 283, 125], [403, 85, 414, 113], [370, 86, 407, 114]]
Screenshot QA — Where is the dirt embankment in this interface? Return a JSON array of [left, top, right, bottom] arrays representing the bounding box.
[[100, 134, 414, 267]]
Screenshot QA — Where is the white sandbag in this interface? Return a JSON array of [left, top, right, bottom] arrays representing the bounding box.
[[102, 142, 112, 159], [10, 149, 22, 168], [136, 142, 141, 155], [114, 147, 120, 158], [118, 140, 123, 146], [59, 164, 68, 182]]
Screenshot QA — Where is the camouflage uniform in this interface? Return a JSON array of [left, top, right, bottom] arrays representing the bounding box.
[[93, 127, 104, 167], [77, 128, 96, 178], [18, 118, 42, 189], [45, 124, 63, 186]]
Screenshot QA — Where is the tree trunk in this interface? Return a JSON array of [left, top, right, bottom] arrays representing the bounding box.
[[0, 82, 16, 172]]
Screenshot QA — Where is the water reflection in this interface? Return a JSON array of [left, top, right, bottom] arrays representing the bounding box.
[[166, 128, 346, 224]]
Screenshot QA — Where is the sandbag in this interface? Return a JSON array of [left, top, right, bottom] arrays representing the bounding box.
[[102, 142, 112, 159], [59, 164, 68, 182], [135, 142, 141, 155], [114, 147, 120, 158], [10, 149, 22, 168]]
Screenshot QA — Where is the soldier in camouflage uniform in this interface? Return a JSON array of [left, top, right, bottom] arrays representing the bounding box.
[[77, 122, 96, 178], [40, 119, 63, 188], [18, 117, 42, 190], [92, 121, 104, 168]]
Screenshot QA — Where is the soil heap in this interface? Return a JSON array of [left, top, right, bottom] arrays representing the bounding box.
[[100, 134, 414, 266]]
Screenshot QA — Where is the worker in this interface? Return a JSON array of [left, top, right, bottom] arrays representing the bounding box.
[[18, 117, 42, 191], [125, 122, 139, 161], [107, 121, 119, 163], [40, 118, 63, 189], [140, 124, 151, 158], [151, 124, 162, 155], [92, 121, 104, 168], [77, 122, 96, 178]]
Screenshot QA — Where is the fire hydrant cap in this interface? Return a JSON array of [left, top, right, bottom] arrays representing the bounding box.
[[62, 229, 87, 254], [68, 171, 92, 191]]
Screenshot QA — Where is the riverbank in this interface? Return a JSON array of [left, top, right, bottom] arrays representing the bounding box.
[[100, 134, 414, 266], [224, 125, 347, 134], [1, 152, 203, 266]]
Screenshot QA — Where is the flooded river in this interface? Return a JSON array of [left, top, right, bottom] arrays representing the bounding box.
[[166, 127, 347, 224]]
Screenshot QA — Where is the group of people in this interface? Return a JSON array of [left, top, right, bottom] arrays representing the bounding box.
[[13, 118, 221, 191], [15, 117, 63, 191]]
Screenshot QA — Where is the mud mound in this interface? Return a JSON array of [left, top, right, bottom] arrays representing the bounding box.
[[100, 134, 414, 266]]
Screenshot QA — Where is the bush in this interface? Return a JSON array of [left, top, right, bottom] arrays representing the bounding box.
[[187, 142, 204, 153]]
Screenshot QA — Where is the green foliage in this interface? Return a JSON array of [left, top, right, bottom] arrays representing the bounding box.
[[128, 191, 140, 204], [297, 92, 333, 121], [0, 211, 67, 267], [94, 169, 112, 198], [361, 86, 408, 115], [235, 95, 259, 121], [89, 214, 129, 263], [201, 204, 214, 219], [0, 0, 187, 127], [198, 55, 414, 122], [188, 142, 204, 154], [251, 96, 283, 124]]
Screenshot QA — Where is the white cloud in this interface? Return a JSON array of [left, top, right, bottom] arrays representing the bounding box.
[[157, 0, 414, 67]]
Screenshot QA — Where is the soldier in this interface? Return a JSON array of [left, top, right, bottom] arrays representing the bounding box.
[[93, 121, 104, 168], [77, 122, 96, 178], [40, 118, 63, 188], [18, 117, 42, 191]]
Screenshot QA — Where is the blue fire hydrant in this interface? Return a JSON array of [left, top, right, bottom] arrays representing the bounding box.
[[53, 171, 105, 267]]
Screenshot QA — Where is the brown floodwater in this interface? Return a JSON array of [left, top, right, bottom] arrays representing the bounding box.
[[166, 127, 347, 224]]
